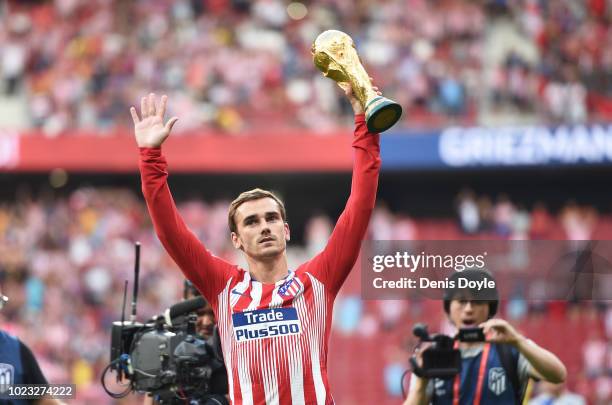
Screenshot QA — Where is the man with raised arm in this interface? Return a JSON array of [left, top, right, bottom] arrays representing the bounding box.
[[132, 84, 382, 405]]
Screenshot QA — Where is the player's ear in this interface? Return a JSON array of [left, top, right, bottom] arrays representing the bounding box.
[[231, 232, 243, 250], [284, 222, 290, 242]]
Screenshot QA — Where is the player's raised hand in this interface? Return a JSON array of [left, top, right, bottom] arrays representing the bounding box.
[[338, 77, 381, 115], [130, 93, 178, 148]]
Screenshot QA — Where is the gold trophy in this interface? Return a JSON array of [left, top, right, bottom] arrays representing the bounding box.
[[312, 30, 402, 133]]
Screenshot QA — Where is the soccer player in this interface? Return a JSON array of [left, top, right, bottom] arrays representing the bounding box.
[[131, 83, 382, 404]]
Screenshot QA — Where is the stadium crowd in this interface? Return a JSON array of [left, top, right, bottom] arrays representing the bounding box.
[[0, 186, 611, 403], [1, 0, 611, 135], [455, 188, 600, 240]]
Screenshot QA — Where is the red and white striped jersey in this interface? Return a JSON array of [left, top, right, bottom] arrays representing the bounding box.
[[217, 268, 332, 404], [140, 115, 380, 404]]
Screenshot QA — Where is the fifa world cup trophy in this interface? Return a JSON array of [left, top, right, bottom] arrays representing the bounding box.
[[312, 30, 402, 133]]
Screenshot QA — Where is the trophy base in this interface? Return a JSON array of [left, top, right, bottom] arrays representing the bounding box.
[[365, 96, 403, 133]]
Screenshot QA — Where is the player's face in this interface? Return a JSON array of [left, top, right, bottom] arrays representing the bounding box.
[[231, 198, 290, 260], [449, 296, 490, 329]]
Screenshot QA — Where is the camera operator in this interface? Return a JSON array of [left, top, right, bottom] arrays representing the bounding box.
[[0, 292, 66, 405], [184, 281, 215, 341], [187, 290, 228, 404], [404, 269, 567, 405], [142, 290, 228, 405]]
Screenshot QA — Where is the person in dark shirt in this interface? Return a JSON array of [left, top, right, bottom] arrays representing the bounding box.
[[0, 293, 66, 405], [405, 270, 566, 405]]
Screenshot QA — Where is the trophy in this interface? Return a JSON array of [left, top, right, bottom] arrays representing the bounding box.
[[312, 30, 402, 133]]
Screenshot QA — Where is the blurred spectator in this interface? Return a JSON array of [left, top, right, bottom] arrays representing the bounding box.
[[529, 381, 586, 405], [383, 347, 407, 398], [530, 202, 554, 239], [491, 51, 539, 113], [4, 0, 610, 136], [560, 202, 598, 240], [583, 329, 607, 378], [494, 193, 515, 237], [304, 212, 333, 256], [437, 68, 466, 116], [511, 204, 531, 240], [506, 290, 528, 321], [392, 214, 417, 242], [456, 189, 479, 234], [477, 195, 495, 232], [370, 204, 395, 241], [332, 294, 363, 335], [543, 67, 588, 124], [593, 375, 612, 404], [376, 300, 404, 331]]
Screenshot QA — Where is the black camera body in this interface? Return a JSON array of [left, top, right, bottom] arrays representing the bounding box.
[[105, 304, 227, 405], [104, 245, 228, 404], [410, 323, 485, 379]]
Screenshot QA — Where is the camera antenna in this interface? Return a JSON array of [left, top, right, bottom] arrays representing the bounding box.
[[121, 280, 128, 326], [117, 279, 129, 382], [183, 280, 190, 300], [130, 242, 141, 322]]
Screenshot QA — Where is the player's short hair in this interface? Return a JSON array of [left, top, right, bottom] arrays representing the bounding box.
[[228, 188, 286, 234]]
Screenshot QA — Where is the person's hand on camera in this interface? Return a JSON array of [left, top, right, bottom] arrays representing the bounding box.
[[481, 318, 567, 383], [405, 342, 433, 405], [480, 319, 523, 346], [130, 93, 178, 148], [411, 341, 433, 369]]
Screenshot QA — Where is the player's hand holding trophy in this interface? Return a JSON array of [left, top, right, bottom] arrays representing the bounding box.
[[312, 30, 402, 133]]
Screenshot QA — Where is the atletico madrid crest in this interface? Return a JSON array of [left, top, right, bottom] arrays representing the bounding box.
[[278, 277, 302, 298], [488, 367, 507, 396]]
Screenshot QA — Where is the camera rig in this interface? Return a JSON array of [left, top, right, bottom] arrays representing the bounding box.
[[101, 242, 227, 405], [410, 323, 486, 379]]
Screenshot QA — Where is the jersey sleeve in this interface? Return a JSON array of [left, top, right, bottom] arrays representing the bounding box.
[[19, 341, 48, 385], [300, 114, 380, 295], [139, 147, 237, 306]]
